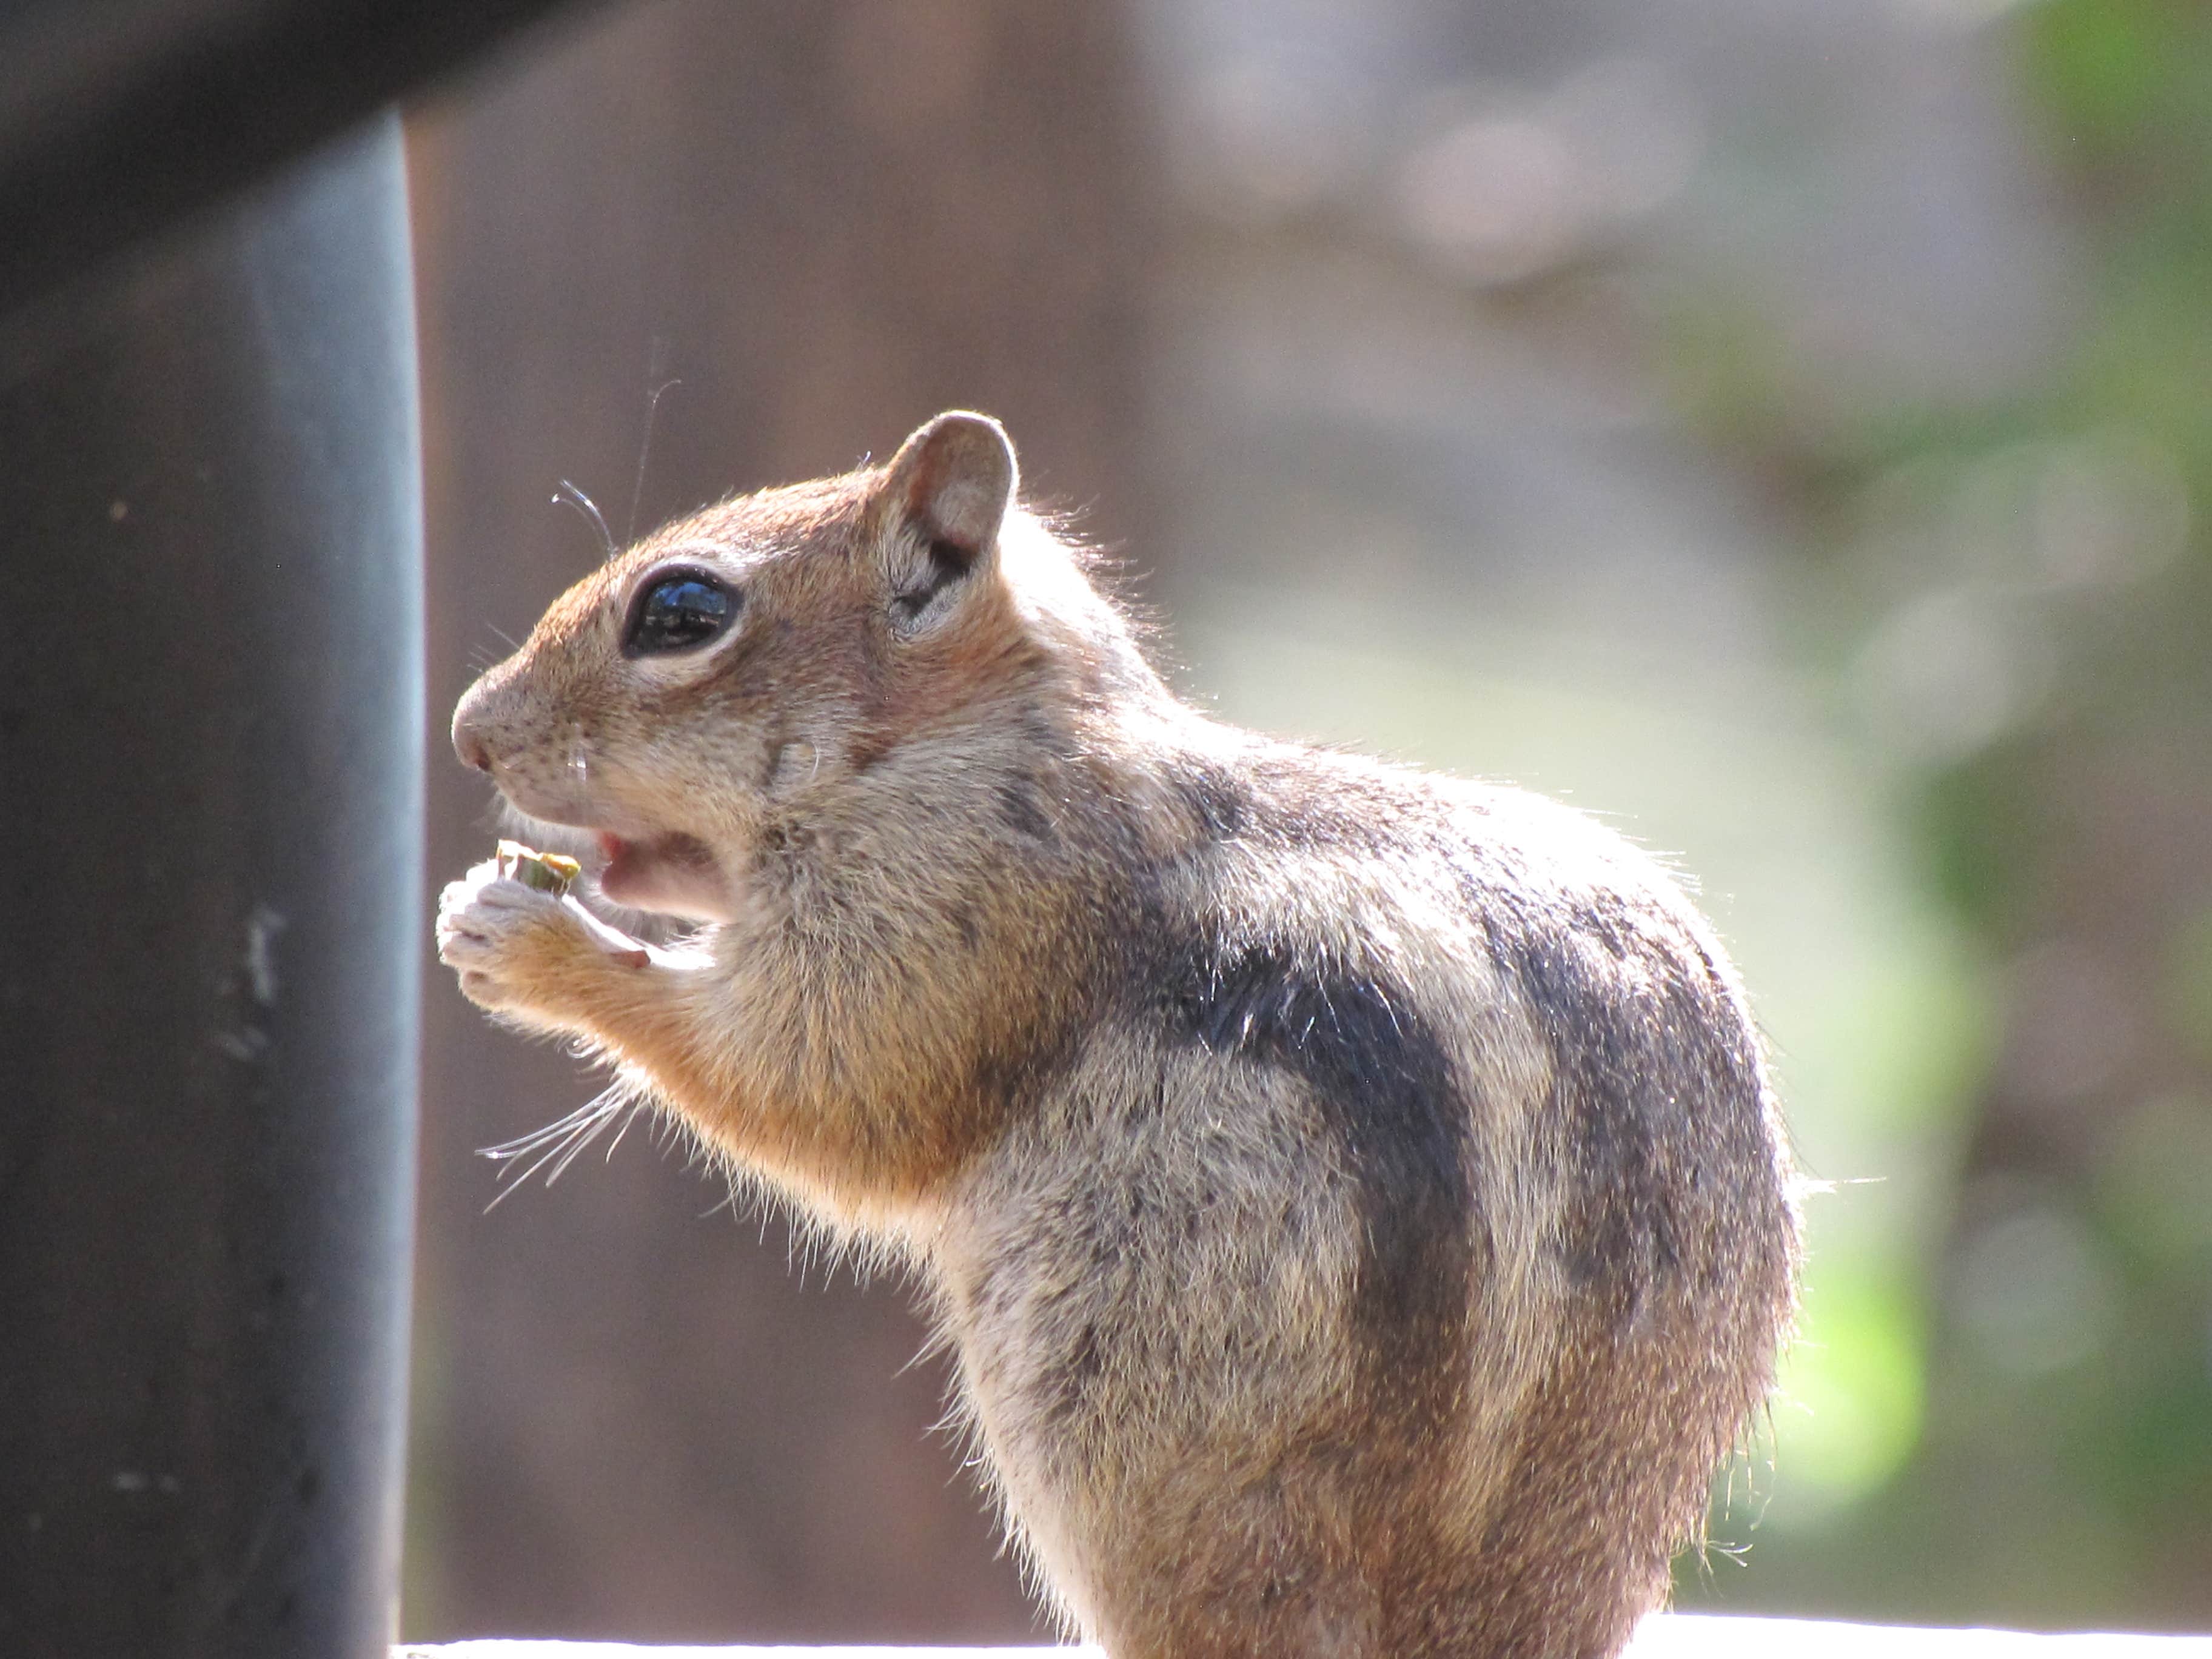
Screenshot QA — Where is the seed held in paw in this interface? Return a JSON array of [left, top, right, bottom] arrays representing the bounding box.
[[495, 839, 581, 896]]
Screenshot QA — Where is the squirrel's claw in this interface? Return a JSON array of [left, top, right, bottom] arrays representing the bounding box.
[[437, 860, 649, 1014]]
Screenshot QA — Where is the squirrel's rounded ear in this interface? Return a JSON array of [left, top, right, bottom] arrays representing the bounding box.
[[879, 411, 1018, 563]]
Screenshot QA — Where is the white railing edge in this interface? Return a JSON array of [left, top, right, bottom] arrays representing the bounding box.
[[397, 1609, 2212, 1658]]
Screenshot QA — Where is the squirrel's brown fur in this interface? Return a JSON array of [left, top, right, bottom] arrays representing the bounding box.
[[438, 412, 1798, 1659]]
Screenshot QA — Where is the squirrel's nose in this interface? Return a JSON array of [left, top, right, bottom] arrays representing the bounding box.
[[452, 711, 494, 774], [452, 666, 515, 774], [453, 725, 492, 773]]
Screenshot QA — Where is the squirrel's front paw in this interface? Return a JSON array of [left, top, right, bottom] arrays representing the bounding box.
[[436, 860, 647, 1022]]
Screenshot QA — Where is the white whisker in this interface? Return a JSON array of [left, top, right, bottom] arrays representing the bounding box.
[[477, 1085, 629, 1210], [598, 1096, 648, 1164]]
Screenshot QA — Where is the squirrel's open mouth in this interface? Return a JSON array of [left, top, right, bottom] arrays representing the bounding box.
[[484, 776, 735, 922], [594, 829, 732, 922]]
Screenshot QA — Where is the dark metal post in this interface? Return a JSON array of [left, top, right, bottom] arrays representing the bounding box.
[[0, 116, 423, 1659]]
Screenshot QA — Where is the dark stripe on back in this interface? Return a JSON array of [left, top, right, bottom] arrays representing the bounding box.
[[1167, 759, 1249, 839], [1470, 877, 1765, 1325], [1153, 925, 1480, 1433], [996, 774, 1057, 842]]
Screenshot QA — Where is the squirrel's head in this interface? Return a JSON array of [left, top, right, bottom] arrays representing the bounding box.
[[452, 411, 1151, 922]]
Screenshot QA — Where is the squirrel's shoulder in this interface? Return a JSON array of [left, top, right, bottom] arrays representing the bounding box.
[[1148, 729, 1701, 923]]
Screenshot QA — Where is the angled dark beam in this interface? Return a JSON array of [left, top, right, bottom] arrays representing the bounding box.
[[0, 0, 603, 324]]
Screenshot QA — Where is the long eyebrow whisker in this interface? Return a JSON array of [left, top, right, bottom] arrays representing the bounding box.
[[552, 478, 617, 561], [627, 367, 683, 546]]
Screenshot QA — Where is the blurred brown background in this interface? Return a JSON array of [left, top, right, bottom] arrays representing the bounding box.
[[403, 0, 2212, 1643]]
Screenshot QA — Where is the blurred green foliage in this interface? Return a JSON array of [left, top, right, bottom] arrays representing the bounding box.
[[1661, 0, 2212, 1629]]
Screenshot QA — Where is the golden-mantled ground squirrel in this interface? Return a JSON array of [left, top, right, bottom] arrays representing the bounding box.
[[437, 412, 1799, 1659]]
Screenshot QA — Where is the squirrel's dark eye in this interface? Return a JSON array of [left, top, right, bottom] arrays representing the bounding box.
[[625, 571, 737, 656]]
